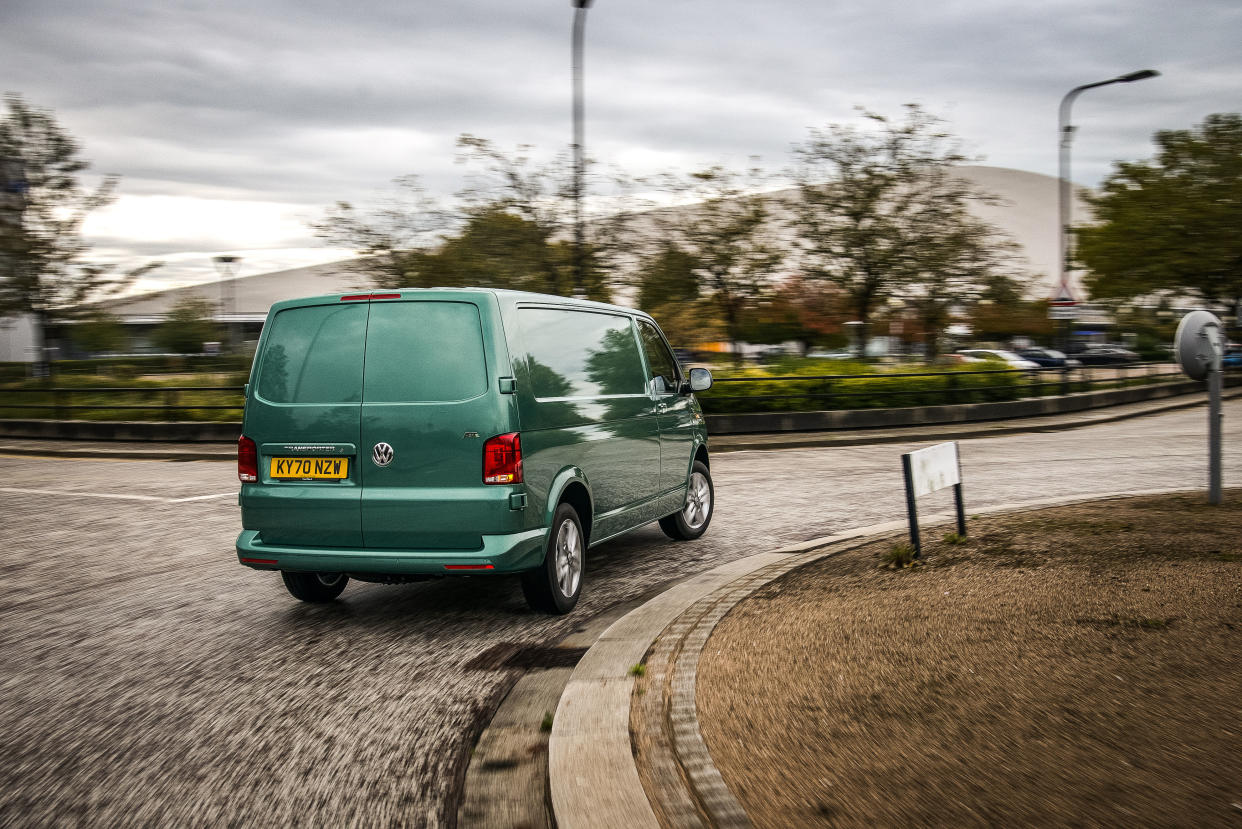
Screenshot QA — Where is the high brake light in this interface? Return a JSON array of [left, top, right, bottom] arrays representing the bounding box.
[[238, 435, 258, 483], [340, 293, 401, 301], [483, 433, 522, 485]]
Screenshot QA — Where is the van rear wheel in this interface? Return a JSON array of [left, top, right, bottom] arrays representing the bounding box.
[[282, 571, 349, 603], [522, 502, 584, 615], [659, 461, 714, 541]]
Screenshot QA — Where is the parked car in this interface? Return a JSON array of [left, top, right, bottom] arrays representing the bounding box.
[[1075, 345, 1141, 365], [1016, 347, 1080, 368], [236, 288, 715, 614], [757, 346, 794, 362], [805, 349, 855, 360], [954, 349, 1041, 370], [1223, 345, 1242, 369]]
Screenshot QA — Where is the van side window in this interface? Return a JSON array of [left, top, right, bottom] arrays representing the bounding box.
[[256, 303, 366, 404], [363, 301, 487, 403], [517, 308, 646, 398], [637, 320, 680, 395]]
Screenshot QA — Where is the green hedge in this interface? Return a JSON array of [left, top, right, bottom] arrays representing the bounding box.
[[0, 374, 244, 422], [698, 365, 1061, 414], [0, 353, 254, 381]]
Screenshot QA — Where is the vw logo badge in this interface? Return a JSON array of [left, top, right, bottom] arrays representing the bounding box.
[[371, 442, 395, 467]]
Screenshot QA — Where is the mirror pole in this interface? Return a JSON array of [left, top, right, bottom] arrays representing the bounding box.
[[1209, 361, 1222, 505]]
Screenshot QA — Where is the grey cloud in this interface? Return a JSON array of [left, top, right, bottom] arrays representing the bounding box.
[[2, 0, 1239, 276]]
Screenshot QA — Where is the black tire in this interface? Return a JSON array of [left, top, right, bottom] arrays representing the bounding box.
[[659, 460, 714, 541], [522, 502, 585, 615], [281, 571, 348, 603]]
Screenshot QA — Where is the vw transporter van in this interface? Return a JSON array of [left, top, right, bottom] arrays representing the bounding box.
[[236, 288, 714, 614]]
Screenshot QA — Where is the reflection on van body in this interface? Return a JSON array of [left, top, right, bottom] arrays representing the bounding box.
[[236, 288, 714, 614]]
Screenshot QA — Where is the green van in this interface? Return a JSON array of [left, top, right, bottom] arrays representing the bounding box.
[[236, 288, 714, 614]]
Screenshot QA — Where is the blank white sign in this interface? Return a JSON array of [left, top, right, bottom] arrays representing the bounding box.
[[906, 442, 961, 498]]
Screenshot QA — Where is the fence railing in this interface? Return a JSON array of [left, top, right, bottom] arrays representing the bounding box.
[[0, 362, 1222, 421]]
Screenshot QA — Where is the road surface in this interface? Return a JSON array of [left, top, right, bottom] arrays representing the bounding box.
[[1, 402, 1237, 826]]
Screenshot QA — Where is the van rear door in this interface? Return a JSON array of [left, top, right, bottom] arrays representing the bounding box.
[[358, 298, 510, 550], [242, 299, 367, 548]]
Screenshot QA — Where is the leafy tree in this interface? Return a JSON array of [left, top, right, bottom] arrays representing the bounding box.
[[774, 275, 850, 348], [405, 207, 582, 293], [1077, 113, 1242, 319], [635, 242, 700, 309], [968, 299, 1054, 343], [641, 165, 783, 358], [451, 134, 616, 300], [737, 294, 805, 347], [70, 308, 127, 355], [643, 297, 725, 350], [962, 271, 1052, 343], [0, 94, 156, 326], [153, 296, 219, 354], [789, 105, 1015, 355]]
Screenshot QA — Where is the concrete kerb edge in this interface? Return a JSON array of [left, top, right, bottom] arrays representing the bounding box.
[[546, 485, 1206, 829]]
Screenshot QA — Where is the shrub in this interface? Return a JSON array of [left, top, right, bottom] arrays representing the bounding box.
[[697, 364, 1036, 414]]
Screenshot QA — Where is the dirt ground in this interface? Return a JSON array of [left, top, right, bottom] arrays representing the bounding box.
[[697, 491, 1242, 828]]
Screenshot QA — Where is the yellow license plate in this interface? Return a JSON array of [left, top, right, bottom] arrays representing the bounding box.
[[269, 457, 349, 480]]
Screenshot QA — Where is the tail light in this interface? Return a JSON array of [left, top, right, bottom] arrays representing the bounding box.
[[238, 435, 258, 483], [483, 433, 522, 485]]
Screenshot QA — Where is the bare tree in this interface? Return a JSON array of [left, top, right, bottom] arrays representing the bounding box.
[[309, 174, 448, 288], [312, 135, 628, 300]]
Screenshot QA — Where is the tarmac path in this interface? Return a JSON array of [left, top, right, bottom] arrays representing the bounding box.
[[1, 401, 1239, 826]]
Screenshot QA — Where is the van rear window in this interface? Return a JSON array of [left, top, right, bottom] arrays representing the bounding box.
[[363, 301, 487, 403], [256, 303, 366, 404]]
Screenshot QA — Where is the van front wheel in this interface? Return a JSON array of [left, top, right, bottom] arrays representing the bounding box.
[[522, 503, 584, 615], [282, 571, 349, 603], [659, 461, 714, 541]]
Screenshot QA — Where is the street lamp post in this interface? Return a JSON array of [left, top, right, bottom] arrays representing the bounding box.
[[212, 255, 241, 352], [1056, 69, 1159, 307], [571, 0, 593, 299]]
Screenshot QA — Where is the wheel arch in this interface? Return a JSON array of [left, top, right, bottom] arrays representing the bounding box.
[[546, 467, 594, 546]]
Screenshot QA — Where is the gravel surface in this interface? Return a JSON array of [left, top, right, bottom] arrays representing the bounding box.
[[1, 401, 1239, 826], [698, 492, 1242, 828]]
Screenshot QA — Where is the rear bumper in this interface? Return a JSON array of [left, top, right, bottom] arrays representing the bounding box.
[[235, 527, 548, 575]]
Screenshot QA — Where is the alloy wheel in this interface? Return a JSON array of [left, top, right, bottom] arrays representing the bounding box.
[[683, 471, 711, 529], [554, 518, 583, 598]]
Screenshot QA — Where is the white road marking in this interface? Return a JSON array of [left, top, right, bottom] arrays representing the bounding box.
[[0, 486, 234, 504]]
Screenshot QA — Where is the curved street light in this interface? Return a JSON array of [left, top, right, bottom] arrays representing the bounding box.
[[1056, 69, 1159, 305], [571, 0, 593, 298]]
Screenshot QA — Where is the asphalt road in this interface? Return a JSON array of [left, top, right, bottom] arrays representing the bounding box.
[[2, 401, 1239, 827]]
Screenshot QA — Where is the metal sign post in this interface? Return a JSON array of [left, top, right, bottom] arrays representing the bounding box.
[[901, 442, 967, 557]]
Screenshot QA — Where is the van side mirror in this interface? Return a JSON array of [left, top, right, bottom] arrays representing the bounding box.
[[687, 367, 712, 393]]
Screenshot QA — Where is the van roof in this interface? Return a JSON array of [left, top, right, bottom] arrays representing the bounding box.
[[266, 287, 653, 320]]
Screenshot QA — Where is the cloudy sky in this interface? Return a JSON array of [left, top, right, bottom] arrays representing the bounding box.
[[3, 0, 1239, 293]]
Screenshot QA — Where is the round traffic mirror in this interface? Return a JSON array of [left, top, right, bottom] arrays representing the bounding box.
[[1174, 310, 1225, 380]]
